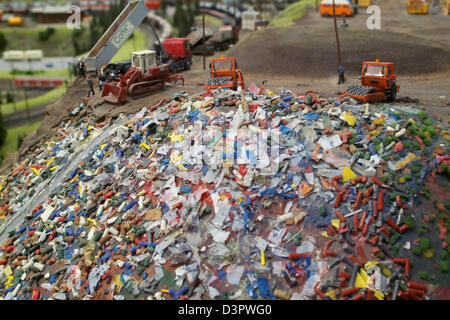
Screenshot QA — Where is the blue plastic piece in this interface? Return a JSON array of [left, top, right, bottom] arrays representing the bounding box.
[[218, 269, 226, 280], [180, 185, 192, 193]]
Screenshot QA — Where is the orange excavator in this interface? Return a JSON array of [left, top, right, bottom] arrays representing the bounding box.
[[204, 57, 245, 92], [102, 50, 184, 104], [343, 60, 400, 103]]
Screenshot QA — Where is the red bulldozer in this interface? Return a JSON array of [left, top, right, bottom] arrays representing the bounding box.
[[102, 49, 184, 104]]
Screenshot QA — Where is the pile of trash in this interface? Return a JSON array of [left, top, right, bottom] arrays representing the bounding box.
[[0, 85, 448, 300]]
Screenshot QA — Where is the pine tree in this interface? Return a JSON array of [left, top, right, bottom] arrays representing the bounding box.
[[178, 7, 190, 37], [0, 32, 7, 54], [72, 30, 82, 56], [173, 0, 183, 27], [89, 19, 98, 48], [194, 0, 200, 14], [161, 0, 167, 17], [187, 0, 194, 31]]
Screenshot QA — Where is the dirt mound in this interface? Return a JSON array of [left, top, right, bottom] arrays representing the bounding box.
[[228, 14, 450, 78]]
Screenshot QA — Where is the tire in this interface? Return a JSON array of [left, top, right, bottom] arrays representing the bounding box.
[[387, 84, 397, 102], [185, 58, 191, 71]]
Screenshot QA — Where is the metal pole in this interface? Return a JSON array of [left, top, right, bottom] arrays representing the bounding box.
[[332, 0, 342, 66], [202, 13, 205, 71]]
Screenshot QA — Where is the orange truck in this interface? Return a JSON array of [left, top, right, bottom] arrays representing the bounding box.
[[204, 57, 245, 92], [320, 0, 354, 17], [343, 60, 400, 103], [406, 0, 428, 14]]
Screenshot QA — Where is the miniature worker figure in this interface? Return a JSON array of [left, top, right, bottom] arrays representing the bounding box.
[[77, 59, 86, 78], [86, 76, 95, 98], [99, 78, 106, 92], [99, 63, 110, 81], [337, 65, 345, 85]]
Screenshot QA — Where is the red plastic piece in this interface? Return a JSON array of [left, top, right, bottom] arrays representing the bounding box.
[[32, 288, 40, 300], [336, 211, 346, 223]]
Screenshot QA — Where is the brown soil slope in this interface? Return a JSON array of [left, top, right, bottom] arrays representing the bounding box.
[[228, 4, 450, 78]]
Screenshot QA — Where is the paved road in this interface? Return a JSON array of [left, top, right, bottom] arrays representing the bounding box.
[[0, 57, 76, 72]]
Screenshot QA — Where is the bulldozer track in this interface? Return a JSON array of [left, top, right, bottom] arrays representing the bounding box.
[[128, 80, 165, 98]]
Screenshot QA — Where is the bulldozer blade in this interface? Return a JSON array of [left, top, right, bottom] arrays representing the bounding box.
[[101, 83, 127, 104]]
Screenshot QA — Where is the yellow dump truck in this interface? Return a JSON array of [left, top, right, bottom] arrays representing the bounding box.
[[358, 0, 371, 7], [406, 0, 428, 14], [8, 16, 22, 26]]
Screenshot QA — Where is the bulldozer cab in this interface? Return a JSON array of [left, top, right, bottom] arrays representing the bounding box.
[[210, 57, 237, 78], [361, 60, 396, 90], [131, 50, 157, 75]]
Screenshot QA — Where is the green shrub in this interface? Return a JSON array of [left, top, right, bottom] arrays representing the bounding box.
[[418, 271, 430, 281], [419, 238, 430, 251], [440, 261, 449, 273], [412, 246, 422, 256]]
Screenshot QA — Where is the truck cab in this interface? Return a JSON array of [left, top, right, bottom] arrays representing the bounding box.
[[163, 38, 192, 60]]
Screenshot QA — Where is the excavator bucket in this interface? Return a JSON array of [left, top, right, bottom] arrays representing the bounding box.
[[101, 83, 128, 104]]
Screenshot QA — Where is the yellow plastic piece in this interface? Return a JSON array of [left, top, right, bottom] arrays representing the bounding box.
[[70, 175, 79, 183], [343, 110, 356, 126], [114, 274, 124, 293], [342, 168, 357, 182], [321, 231, 329, 238], [395, 153, 416, 170], [4, 265, 12, 277], [139, 143, 150, 150], [373, 118, 385, 125], [161, 289, 170, 293], [331, 219, 340, 229], [364, 261, 378, 269], [324, 289, 337, 300], [168, 133, 184, 142], [261, 250, 265, 266], [355, 269, 369, 288], [382, 268, 392, 278], [47, 156, 56, 167], [4, 275, 14, 289], [170, 152, 182, 164], [100, 144, 108, 151], [364, 103, 369, 115], [50, 166, 59, 171], [374, 290, 384, 300], [30, 167, 41, 176]]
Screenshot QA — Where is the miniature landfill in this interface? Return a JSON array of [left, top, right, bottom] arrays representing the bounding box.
[[0, 87, 448, 300]]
